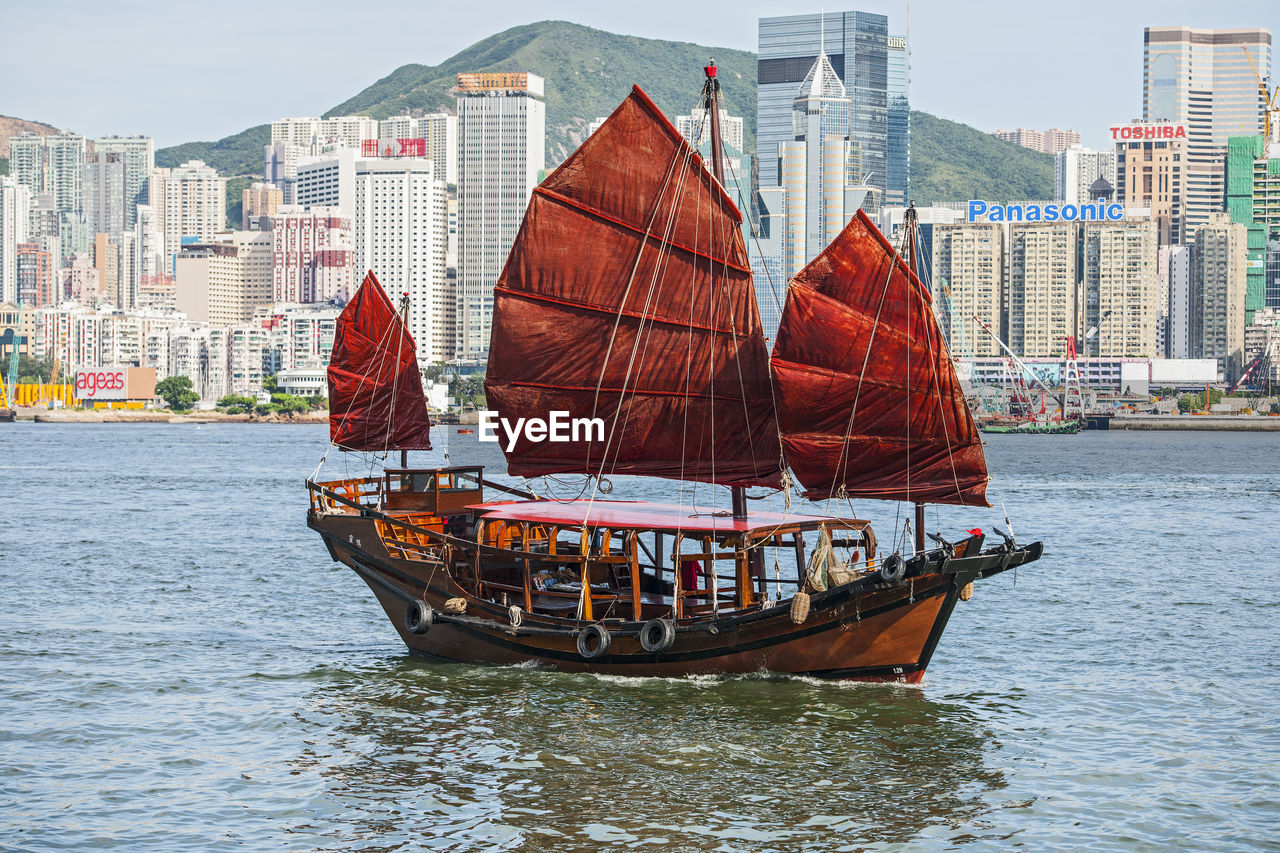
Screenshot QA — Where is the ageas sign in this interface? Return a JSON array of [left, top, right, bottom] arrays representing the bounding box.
[[74, 367, 157, 401], [77, 369, 127, 400]]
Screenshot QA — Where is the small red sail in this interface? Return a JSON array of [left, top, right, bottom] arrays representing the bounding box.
[[770, 212, 988, 505], [485, 86, 780, 488], [328, 271, 433, 452]]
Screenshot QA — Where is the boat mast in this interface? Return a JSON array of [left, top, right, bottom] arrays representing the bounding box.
[[703, 60, 747, 521], [905, 205, 925, 553], [399, 291, 411, 469]]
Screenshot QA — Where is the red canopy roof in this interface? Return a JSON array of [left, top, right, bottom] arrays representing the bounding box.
[[470, 499, 864, 535]]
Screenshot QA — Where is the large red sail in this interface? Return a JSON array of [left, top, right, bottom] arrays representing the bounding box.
[[485, 86, 780, 488], [770, 212, 988, 505], [328, 271, 433, 452]]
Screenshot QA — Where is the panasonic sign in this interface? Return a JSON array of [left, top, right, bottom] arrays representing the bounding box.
[[967, 200, 1126, 223]]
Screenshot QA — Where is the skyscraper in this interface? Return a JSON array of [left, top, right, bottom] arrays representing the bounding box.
[[758, 11, 906, 205], [1143, 26, 1272, 237], [83, 152, 127, 237], [777, 52, 856, 277], [0, 178, 32, 305], [455, 72, 545, 360], [7, 133, 86, 217], [930, 223, 1004, 357], [1009, 223, 1078, 356], [1191, 213, 1248, 377], [1083, 219, 1159, 358], [352, 158, 449, 364], [149, 160, 226, 264], [94, 135, 155, 228]]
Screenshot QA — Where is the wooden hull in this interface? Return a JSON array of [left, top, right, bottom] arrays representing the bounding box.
[[310, 512, 1039, 682]]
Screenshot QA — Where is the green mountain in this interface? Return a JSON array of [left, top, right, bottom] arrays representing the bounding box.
[[156, 124, 268, 177], [908, 111, 1054, 203], [326, 21, 756, 166], [155, 20, 1052, 208]]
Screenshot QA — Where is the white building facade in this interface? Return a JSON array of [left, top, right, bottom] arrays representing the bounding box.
[[455, 72, 545, 360]]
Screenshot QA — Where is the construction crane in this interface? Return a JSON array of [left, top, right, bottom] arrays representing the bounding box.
[[0, 329, 23, 415], [1240, 46, 1280, 144]]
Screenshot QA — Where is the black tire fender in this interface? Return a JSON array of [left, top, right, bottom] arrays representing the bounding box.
[[405, 600, 435, 635], [576, 623, 611, 659], [880, 553, 907, 584], [639, 618, 676, 654]]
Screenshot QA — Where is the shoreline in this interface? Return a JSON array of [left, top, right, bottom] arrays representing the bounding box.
[[18, 409, 329, 425], [1107, 415, 1280, 431]]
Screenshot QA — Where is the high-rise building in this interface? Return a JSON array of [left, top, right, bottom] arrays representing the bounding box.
[[379, 113, 458, 184], [1165, 245, 1192, 358], [1268, 240, 1280, 309], [150, 160, 226, 264], [1056, 145, 1117, 205], [776, 52, 860, 279], [134, 203, 164, 308], [7, 133, 86, 217], [993, 128, 1081, 155], [886, 33, 910, 207], [1083, 219, 1159, 358], [271, 116, 379, 150], [1113, 121, 1186, 246], [1191, 213, 1248, 378], [1143, 26, 1272, 238], [353, 158, 450, 364], [930, 223, 1004, 357], [455, 72, 545, 360], [0, 178, 31, 305], [94, 135, 154, 228], [1009, 223, 1078, 356], [174, 231, 273, 326], [242, 182, 283, 230], [16, 242, 54, 307], [675, 108, 745, 154], [83, 151, 127, 237], [294, 148, 356, 212], [758, 12, 906, 207], [271, 206, 353, 304]]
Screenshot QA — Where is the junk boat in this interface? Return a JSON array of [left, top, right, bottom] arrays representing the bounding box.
[[307, 65, 1041, 681]]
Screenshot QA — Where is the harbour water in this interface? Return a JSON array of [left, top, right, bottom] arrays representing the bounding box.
[[2, 423, 1278, 850]]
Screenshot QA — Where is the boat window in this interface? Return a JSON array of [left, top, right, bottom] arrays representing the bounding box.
[[443, 469, 482, 492], [409, 473, 435, 492]]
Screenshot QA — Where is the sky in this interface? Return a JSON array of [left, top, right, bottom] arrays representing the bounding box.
[[1, 0, 1275, 151]]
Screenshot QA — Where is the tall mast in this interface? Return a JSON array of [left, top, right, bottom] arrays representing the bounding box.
[[905, 204, 926, 553], [399, 291, 411, 469], [703, 60, 748, 521]]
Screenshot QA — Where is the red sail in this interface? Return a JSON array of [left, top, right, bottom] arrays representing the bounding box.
[[485, 86, 780, 488], [770, 212, 988, 505], [328, 271, 433, 452]]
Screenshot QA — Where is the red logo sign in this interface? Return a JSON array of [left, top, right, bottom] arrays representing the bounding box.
[[1109, 124, 1187, 140], [76, 370, 126, 398]]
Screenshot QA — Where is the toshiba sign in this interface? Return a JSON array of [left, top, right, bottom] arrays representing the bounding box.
[[75, 367, 157, 401], [1110, 124, 1187, 140]]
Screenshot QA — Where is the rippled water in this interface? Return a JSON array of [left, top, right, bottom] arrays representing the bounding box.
[[2, 423, 1278, 850]]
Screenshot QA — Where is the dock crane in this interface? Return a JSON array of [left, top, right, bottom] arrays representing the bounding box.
[[972, 315, 1066, 418]]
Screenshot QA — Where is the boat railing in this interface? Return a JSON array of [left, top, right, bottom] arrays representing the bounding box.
[[308, 476, 383, 513]]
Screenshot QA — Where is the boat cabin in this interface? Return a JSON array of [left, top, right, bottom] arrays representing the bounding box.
[[310, 465, 878, 624]]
